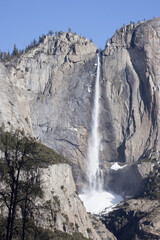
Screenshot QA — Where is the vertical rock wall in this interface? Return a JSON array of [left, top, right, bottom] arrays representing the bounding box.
[[101, 18, 160, 166], [3, 33, 97, 189], [1, 18, 160, 188]]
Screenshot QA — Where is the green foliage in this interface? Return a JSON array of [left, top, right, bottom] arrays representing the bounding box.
[[62, 213, 69, 223], [70, 222, 74, 229], [44, 200, 52, 211], [35, 141, 68, 166], [0, 128, 68, 169], [140, 157, 150, 163], [0, 215, 7, 239], [0, 29, 81, 63], [0, 128, 67, 240], [0, 216, 90, 240], [25, 117, 29, 123], [0, 37, 38, 62], [72, 232, 90, 240], [52, 229, 90, 240], [136, 211, 147, 220], [48, 30, 54, 36], [53, 195, 60, 207], [61, 185, 65, 190], [141, 164, 160, 200], [68, 27, 71, 33], [12, 44, 19, 57]]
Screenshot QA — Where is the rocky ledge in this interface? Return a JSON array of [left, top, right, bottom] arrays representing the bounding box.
[[101, 159, 160, 240], [101, 199, 160, 240], [35, 164, 115, 240], [0, 31, 98, 189]]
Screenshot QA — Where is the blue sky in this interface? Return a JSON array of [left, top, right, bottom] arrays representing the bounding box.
[[0, 0, 160, 52]]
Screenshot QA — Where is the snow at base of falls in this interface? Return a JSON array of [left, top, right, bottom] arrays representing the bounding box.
[[79, 190, 123, 214], [111, 162, 126, 170]]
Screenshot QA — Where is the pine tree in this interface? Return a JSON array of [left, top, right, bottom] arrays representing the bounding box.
[[48, 30, 53, 36], [12, 44, 19, 57], [6, 52, 11, 61], [68, 27, 71, 33], [33, 39, 37, 46]]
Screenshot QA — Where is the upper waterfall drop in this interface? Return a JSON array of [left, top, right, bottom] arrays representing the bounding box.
[[87, 52, 103, 191]]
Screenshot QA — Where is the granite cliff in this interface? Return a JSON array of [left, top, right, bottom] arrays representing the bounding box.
[[0, 17, 160, 239], [101, 157, 160, 240], [1, 18, 160, 188], [0, 32, 115, 239], [101, 17, 160, 166], [1, 32, 97, 189]]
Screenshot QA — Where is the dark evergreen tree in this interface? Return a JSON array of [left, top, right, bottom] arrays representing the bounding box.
[[12, 44, 19, 57], [48, 30, 53, 36], [68, 27, 71, 33], [33, 38, 37, 46], [0, 51, 3, 60], [0, 129, 42, 240], [0, 128, 66, 240], [6, 52, 11, 61]]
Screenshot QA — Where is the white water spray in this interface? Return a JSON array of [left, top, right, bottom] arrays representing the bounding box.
[[79, 53, 123, 214], [87, 53, 102, 191]]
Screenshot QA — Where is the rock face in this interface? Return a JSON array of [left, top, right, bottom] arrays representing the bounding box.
[[0, 160, 115, 240], [1, 18, 160, 188], [102, 199, 160, 240], [101, 18, 160, 166], [105, 157, 155, 197], [101, 156, 160, 239], [1, 16, 160, 240], [1, 32, 97, 188], [35, 163, 114, 240]]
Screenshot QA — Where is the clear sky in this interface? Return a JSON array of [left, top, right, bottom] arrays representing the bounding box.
[[0, 0, 160, 53]]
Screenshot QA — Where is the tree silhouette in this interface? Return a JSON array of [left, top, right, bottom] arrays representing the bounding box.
[[0, 128, 67, 239], [48, 30, 53, 36], [68, 27, 71, 33], [12, 44, 19, 57], [0, 129, 43, 240]]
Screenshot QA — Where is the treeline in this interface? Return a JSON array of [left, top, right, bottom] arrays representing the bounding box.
[[0, 30, 55, 62], [0, 28, 74, 62], [0, 36, 42, 62]]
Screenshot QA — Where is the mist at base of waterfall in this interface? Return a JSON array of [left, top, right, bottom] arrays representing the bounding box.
[[79, 190, 123, 214]]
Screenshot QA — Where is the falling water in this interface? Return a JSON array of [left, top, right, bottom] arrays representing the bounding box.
[[87, 53, 103, 191], [79, 52, 123, 214]]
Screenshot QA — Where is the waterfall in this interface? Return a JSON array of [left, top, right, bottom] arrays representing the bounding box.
[[87, 52, 103, 191], [79, 52, 123, 215]]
